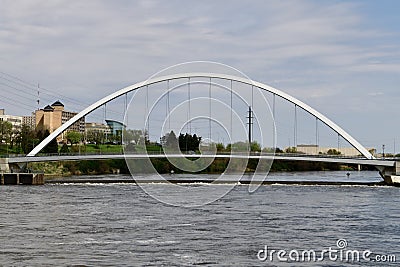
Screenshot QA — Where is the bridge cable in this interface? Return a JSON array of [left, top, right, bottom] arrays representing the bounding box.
[[251, 85, 254, 145], [230, 80, 233, 141], [146, 85, 149, 139], [273, 93, 276, 149], [104, 103, 107, 122], [188, 77, 191, 134], [124, 92, 127, 126], [315, 117, 319, 154], [103, 103, 107, 145], [167, 80, 170, 132], [294, 104, 298, 148], [209, 77, 212, 141]]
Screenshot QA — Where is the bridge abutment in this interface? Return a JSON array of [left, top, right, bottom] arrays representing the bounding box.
[[0, 158, 10, 173], [379, 161, 400, 185], [0, 173, 44, 185]]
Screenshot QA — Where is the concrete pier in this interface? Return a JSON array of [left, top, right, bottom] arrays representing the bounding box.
[[0, 158, 10, 173], [0, 173, 44, 185], [380, 161, 400, 186]]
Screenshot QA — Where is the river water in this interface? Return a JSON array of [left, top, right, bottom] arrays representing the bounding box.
[[0, 171, 399, 266]]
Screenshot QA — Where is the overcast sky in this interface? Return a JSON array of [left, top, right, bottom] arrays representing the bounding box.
[[1, 0, 399, 152]]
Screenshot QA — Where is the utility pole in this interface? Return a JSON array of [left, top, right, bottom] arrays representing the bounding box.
[[247, 106, 253, 145]]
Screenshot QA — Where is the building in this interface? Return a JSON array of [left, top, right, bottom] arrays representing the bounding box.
[[35, 101, 85, 142], [84, 122, 111, 144], [22, 113, 36, 129], [0, 109, 23, 132], [85, 122, 111, 134], [105, 120, 125, 135], [295, 144, 376, 157]]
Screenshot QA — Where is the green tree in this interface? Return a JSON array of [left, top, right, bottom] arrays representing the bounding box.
[[41, 129, 59, 154], [178, 133, 201, 152], [285, 147, 297, 153], [123, 129, 148, 145], [66, 131, 82, 145], [0, 120, 12, 145], [60, 143, 70, 153], [327, 149, 341, 155], [86, 130, 105, 144], [250, 141, 261, 152], [216, 143, 225, 152], [160, 130, 179, 153]]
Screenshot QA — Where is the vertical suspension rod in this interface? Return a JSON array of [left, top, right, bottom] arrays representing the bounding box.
[[188, 77, 191, 134], [166, 80, 170, 132], [315, 117, 319, 155], [209, 77, 212, 141], [294, 104, 297, 148], [146, 85, 149, 141], [230, 80, 233, 140], [124, 93, 128, 125]]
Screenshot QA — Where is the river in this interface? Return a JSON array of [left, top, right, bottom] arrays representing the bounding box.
[[0, 171, 399, 266]]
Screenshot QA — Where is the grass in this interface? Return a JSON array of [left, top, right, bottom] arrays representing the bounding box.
[[0, 144, 22, 155]]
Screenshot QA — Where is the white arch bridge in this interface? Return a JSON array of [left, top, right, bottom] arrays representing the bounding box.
[[12, 72, 400, 184]]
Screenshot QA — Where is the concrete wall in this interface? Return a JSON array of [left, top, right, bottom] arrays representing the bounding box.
[[0, 173, 44, 185], [0, 158, 10, 172]]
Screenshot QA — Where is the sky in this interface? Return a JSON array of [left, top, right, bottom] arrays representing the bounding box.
[[0, 0, 399, 152]]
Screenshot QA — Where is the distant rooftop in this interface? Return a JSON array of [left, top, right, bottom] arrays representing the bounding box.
[[51, 100, 64, 107], [43, 105, 54, 112]]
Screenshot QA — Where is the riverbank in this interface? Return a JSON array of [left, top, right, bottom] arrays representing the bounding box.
[[28, 158, 371, 179]]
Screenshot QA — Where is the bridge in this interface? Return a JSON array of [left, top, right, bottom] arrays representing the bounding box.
[[2, 71, 399, 184], [7, 152, 397, 168]]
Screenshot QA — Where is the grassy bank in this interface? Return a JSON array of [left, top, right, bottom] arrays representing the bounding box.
[[28, 158, 368, 179]]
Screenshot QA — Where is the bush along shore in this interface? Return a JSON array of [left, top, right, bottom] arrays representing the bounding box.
[[28, 158, 374, 179]]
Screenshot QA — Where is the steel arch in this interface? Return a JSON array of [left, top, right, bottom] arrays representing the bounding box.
[[27, 73, 374, 159]]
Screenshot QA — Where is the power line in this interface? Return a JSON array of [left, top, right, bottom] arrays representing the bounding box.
[[0, 71, 125, 119]]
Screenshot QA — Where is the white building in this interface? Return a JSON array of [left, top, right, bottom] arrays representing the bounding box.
[[295, 144, 376, 157], [0, 109, 23, 132], [22, 113, 36, 129]]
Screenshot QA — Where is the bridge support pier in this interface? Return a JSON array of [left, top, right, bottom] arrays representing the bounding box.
[[378, 161, 400, 185], [0, 173, 44, 185], [0, 158, 10, 173]]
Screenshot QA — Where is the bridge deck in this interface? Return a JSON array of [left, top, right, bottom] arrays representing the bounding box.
[[7, 153, 396, 167]]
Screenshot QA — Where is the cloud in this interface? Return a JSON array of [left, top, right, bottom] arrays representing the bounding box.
[[0, 0, 399, 149]]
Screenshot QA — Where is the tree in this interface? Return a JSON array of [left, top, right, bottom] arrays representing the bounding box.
[[66, 131, 82, 145], [165, 130, 178, 148], [41, 129, 58, 154], [231, 141, 250, 152], [285, 147, 297, 153], [123, 129, 147, 145], [216, 143, 225, 152], [327, 149, 341, 155], [0, 120, 12, 145], [86, 130, 105, 144], [250, 141, 261, 152], [60, 143, 70, 153], [178, 133, 201, 152]]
